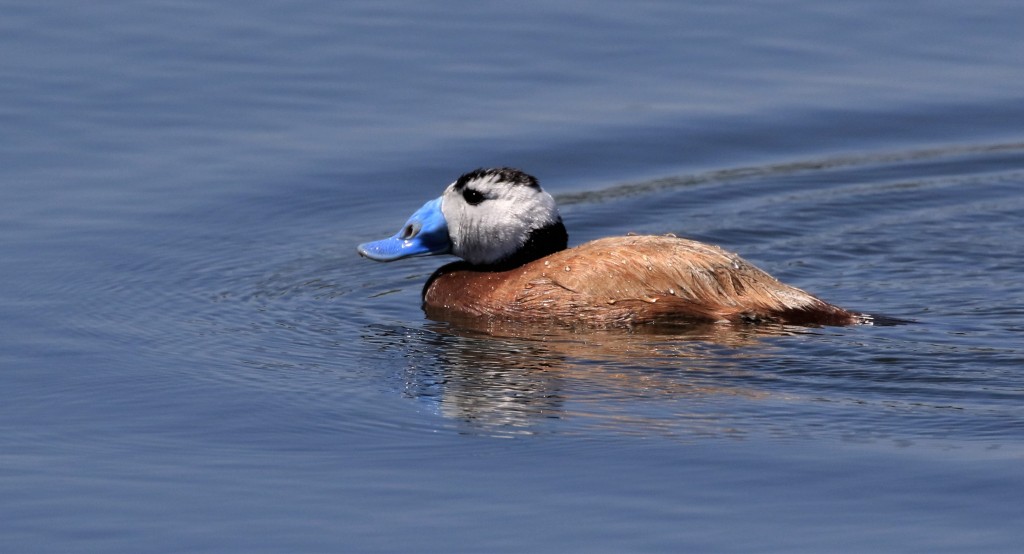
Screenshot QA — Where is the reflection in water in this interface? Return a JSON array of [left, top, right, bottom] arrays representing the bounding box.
[[363, 321, 809, 436]]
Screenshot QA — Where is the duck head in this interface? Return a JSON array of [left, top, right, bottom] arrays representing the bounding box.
[[358, 168, 568, 268]]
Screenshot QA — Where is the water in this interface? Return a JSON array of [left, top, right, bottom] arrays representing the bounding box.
[[2, 0, 1023, 552]]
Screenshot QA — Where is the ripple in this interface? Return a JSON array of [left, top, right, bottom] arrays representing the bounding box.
[[355, 318, 1023, 444], [346, 145, 1024, 444], [33, 139, 1023, 448], [555, 140, 1024, 206]]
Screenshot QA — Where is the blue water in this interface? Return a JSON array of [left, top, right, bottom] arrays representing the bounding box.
[[3, 1, 1024, 552]]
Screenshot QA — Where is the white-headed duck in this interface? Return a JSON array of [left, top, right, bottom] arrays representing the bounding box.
[[358, 168, 866, 327]]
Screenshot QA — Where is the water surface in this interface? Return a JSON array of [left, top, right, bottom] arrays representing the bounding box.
[[2, 1, 1023, 552]]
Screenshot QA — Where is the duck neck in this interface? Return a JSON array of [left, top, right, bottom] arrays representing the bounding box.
[[486, 220, 568, 271], [421, 221, 569, 300]]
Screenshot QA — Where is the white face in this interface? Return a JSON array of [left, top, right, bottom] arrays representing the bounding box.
[[439, 169, 561, 266]]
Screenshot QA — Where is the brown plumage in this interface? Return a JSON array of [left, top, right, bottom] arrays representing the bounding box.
[[423, 235, 860, 328]]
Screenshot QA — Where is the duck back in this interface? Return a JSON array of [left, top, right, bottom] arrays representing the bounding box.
[[423, 235, 859, 327]]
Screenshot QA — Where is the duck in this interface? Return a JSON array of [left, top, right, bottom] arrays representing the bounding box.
[[357, 167, 867, 328]]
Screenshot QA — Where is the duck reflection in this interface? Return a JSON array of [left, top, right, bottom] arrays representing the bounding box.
[[363, 320, 811, 435]]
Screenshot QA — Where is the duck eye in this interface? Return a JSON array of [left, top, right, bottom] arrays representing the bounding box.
[[462, 188, 485, 206]]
